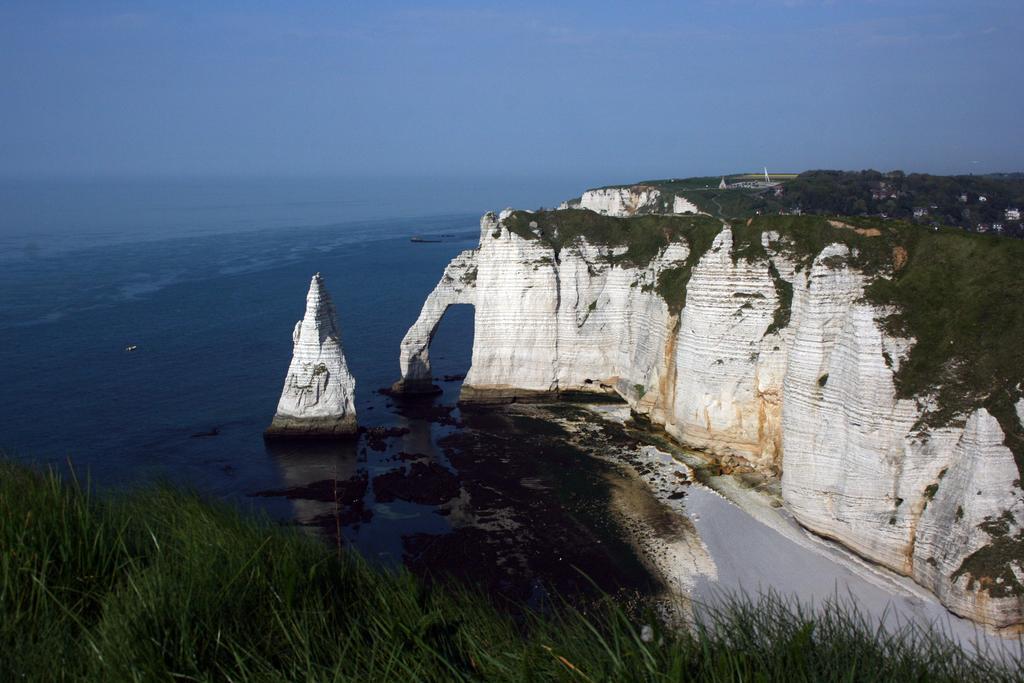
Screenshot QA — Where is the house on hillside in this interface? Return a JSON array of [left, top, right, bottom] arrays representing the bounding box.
[[1006, 208, 1021, 221], [871, 183, 897, 201], [913, 207, 928, 219], [718, 177, 728, 189], [959, 193, 968, 203], [993, 222, 1005, 234]]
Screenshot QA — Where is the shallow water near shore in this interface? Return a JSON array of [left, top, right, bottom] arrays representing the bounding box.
[[0, 196, 1020, 654]]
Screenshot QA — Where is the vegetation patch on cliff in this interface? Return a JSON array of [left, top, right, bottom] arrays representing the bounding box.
[[764, 260, 793, 336], [594, 176, 723, 194], [751, 215, 1024, 478], [733, 215, 1024, 480], [504, 209, 722, 267], [861, 227, 1024, 478], [506, 210, 737, 313], [745, 214, 899, 272], [952, 532, 1024, 598]]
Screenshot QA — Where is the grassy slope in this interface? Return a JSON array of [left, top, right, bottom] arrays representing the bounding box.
[[2, 460, 1019, 682], [592, 176, 722, 193], [678, 188, 784, 220]]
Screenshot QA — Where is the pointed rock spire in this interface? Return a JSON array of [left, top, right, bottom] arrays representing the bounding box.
[[265, 273, 358, 438]]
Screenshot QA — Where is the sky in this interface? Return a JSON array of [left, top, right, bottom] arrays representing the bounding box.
[[1, 0, 1022, 182]]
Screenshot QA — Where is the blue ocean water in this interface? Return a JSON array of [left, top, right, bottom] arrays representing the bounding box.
[[0, 176, 584, 259], [0, 211, 477, 497], [0, 178, 658, 602]]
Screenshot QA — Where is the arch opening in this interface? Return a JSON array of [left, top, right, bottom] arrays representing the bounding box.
[[392, 248, 478, 395]]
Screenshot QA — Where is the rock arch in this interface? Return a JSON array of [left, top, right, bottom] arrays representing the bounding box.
[[392, 249, 478, 394]]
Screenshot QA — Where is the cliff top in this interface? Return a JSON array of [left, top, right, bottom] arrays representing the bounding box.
[[573, 171, 1024, 237], [503, 209, 722, 267]]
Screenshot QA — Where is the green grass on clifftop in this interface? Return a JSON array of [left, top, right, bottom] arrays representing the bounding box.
[[505, 209, 727, 314], [864, 225, 1024, 482], [751, 216, 1024, 480], [2, 458, 1019, 681], [504, 209, 723, 268]]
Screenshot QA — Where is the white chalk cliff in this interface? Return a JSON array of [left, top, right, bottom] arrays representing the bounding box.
[[559, 185, 701, 217], [396, 210, 1024, 629], [267, 273, 357, 438]]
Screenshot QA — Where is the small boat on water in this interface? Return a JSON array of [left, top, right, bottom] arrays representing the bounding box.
[[124, 344, 138, 352], [410, 236, 442, 243]]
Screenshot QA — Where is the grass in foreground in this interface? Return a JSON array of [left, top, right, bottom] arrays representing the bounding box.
[[1, 458, 1020, 682]]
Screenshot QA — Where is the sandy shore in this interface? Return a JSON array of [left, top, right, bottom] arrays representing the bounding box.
[[552, 403, 1023, 656]]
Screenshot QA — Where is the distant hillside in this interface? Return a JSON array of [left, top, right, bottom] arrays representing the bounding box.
[[591, 171, 1024, 238], [776, 171, 1024, 237]]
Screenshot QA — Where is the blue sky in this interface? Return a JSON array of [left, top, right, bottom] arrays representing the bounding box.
[[1, 1, 1021, 180]]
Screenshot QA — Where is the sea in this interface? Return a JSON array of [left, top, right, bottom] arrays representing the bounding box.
[[0, 176, 662, 605]]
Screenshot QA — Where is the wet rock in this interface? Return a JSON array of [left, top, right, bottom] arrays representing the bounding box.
[[392, 401, 463, 427], [365, 426, 410, 452], [373, 461, 460, 505], [251, 473, 371, 527]]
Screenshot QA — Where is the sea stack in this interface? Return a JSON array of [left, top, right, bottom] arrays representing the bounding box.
[[265, 273, 357, 439]]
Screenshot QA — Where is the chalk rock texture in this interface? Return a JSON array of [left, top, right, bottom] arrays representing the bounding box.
[[396, 210, 1024, 629], [559, 185, 702, 217], [266, 273, 357, 438], [672, 195, 701, 214], [578, 186, 662, 216]]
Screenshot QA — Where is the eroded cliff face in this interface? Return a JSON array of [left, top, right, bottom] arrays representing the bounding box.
[[560, 186, 701, 217], [396, 211, 1024, 629]]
